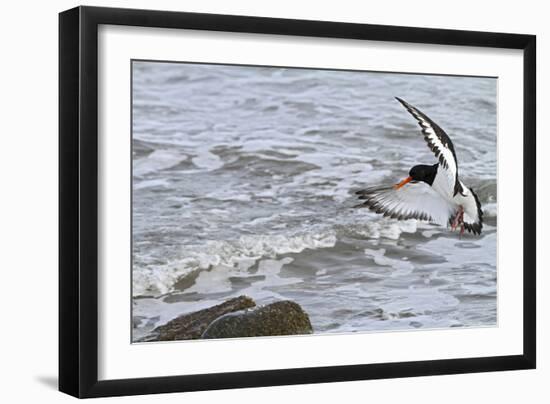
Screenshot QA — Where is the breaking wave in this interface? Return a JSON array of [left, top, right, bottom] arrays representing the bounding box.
[[133, 230, 337, 297]]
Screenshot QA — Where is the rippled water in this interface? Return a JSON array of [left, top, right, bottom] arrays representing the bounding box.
[[131, 61, 497, 341]]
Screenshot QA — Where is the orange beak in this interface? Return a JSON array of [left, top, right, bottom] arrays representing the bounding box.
[[394, 176, 412, 190]]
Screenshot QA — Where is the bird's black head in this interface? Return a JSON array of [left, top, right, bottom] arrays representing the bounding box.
[[409, 164, 438, 185], [394, 164, 438, 189]]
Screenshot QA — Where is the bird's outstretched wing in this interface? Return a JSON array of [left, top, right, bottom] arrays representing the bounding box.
[[355, 182, 456, 225], [395, 97, 462, 196]]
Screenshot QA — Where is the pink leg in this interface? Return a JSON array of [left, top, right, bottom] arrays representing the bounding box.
[[451, 206, 464, 232]]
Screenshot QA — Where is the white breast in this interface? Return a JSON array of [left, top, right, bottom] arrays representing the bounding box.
[[431, 170, 456, 202]]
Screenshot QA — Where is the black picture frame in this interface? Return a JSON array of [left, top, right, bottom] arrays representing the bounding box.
[[59, 5, 536, 398]]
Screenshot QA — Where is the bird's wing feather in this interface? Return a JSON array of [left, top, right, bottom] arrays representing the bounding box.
[[395, 97, 461, 196], [355, 182, 456, 225], [456, 184, 484, 235]]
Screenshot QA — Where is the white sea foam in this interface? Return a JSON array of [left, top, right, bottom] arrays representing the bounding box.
[[483, 202, 498, 217], [346, 217, 419, 240], [133, 230, 337, 297], [380, 288, 460, 317], [364, 248, 414, 272], [133, 149, 188, 177], [133, 178, 170, 190], [191, 147, 224, 170], [204, 188, 252, 202], [422, 230, 440, 238]]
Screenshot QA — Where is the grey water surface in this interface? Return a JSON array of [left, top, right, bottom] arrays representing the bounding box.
[[131, 61, 497, 341]]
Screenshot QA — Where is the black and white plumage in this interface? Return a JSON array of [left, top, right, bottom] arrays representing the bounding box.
[[355, 98, 483, 235]]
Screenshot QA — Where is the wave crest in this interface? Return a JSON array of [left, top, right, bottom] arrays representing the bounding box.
[[133, 230, 337, 297]]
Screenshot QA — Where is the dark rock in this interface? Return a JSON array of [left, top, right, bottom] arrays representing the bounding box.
[[140, 295, 256, 342], [201, 300, 313, 339]]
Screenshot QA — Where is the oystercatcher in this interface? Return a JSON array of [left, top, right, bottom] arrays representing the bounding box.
[[355, 97, 483, 236]]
